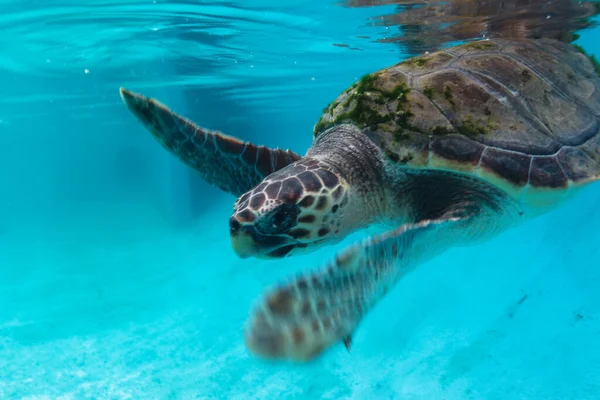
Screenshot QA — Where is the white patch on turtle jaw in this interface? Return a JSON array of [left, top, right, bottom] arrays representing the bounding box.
[[238, 211, 343, 259], [261, 237, 330, 259]]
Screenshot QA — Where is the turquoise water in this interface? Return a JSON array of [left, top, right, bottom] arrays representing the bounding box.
[[1, 1, 600, 398]]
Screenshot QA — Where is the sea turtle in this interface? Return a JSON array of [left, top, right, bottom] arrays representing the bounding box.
[[119, 37, 600, 362]]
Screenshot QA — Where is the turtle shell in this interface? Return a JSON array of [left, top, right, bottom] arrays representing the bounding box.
[[314, 38, 600, 209]]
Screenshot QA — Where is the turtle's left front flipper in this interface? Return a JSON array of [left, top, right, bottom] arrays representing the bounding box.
[[244, 212, 483, 362], [120, 88, 302, 197]]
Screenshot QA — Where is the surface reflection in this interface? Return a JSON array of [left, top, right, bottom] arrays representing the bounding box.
[[346, 0, 600, 54]]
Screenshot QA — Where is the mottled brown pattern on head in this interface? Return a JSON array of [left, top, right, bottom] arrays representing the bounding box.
[[236, 199, 250, 211], [297, 171, 323, 192], [298, 214, 316, 223], [237, 191, 251, 205], [332, 186, 344, 201], [253, 181, 268, 194], [299, 195, 315, 208], [340, 195, 349, 208], [318, 228, 330, 237], [249, 193, 266, 210], [236, 209, 255, 223], [285, 164, 309, 176], [265, 181, 282, 199], [280, 177, 304, 203], [315, 169, 339, 189], [289, 228, 311, 239], [315, 196, 329, 211]]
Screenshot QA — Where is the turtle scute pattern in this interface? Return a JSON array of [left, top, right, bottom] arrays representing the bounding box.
[[233, 158, 351, 245], [314, 38, 600, 194]]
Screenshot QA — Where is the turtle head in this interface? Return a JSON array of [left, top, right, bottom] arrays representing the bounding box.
[[229, 159, 352, 259]]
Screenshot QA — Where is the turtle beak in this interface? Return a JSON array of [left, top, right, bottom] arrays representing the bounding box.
[[229, 216, 292, 259], [229, 217, 256, 258]]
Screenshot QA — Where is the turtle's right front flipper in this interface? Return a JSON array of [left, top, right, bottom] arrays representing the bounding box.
[[242, 188, 519, 362], [243, 216, 465, 362], [120, 88, 302, 197]]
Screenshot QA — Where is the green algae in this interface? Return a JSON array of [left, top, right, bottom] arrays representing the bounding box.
[[423, 87, 434, 99], [456, 116, 494, 138], [431, 126, 452, 136], [384, 149, 400, 163], [443, 85, 455, 107], [313, 119, 328, 135], [355, 73, 378, 95], [313, 72, 418, 137], [464, 41, 495, 51], [405, 57, 428, 67], [572, 44, 600, 76]]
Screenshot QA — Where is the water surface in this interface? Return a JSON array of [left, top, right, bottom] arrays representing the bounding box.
[[1, 1, 600, 398]]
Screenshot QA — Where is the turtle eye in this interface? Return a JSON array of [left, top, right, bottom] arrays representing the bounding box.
[[272, 211, 286, 228], [261, 204, 300, 234]]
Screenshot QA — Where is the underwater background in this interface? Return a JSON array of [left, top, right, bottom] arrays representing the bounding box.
[[1, 0, 600, 398]]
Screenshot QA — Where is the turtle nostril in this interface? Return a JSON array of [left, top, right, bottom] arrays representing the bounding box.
[[229, 217, 241, 233]]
